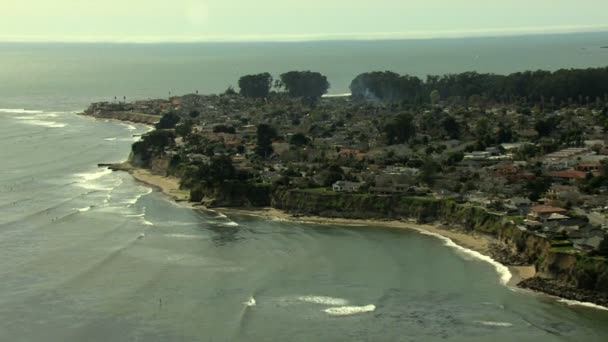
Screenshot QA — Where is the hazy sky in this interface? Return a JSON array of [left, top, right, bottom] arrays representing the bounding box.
[[1, 0, 607, 42]]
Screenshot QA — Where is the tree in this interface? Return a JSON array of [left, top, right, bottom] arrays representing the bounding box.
[[384, 114, 416, 145], [255, 124, 277, 158], [430, 89, 441, 105], [279, 71, 330, 101], [213, 125, 236, 134], [597, 237, 608, 257], [419, 159, 440, 185], [189, 110, 200, 118], [156, 112, 181, 129], [224, 86, 237, 96], [350, 71, 424, 104], [289, 133, 309, 147], [441, 116, 460, 139], [175, 119, 193, 137], [238, 73, 273, 98]]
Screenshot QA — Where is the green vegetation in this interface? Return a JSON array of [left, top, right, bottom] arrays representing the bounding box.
[[278, 71, 330, 102], [156, 111, 181, 129], [351, 67, 608, 106], [384, 113, 416, 145], [238, 73, 273, 99], [255, 124, 277, 158], [131, 130, 176, 166]]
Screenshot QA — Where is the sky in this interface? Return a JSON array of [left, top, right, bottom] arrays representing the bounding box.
[[1, 0, 608, 42]]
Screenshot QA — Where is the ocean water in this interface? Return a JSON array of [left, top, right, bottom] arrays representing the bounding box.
[[0, 32, 607, 111], [1, 33, 608, 341]]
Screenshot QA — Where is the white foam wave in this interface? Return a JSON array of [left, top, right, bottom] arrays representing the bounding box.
[[104, 137, 118, 141], [298, 296, 350, 306], [141, 219, 154, 226], [75, 169, 113, 181], [244, 296, 257, 307], [324, 304, 376, 316], [164, 234, 206, 240], [77, 206, 92, 212], [36, 113, 59, 118], [124, 124, 137, 131], [15, 118, 67, 128], [322, 93, 351, 98], [222, 221, 239, 227], [415, 229, 512, 285], [123, 188, 152, 206], [0, 108, 43, 114], [558, 299, 608, 311], [473, 321, 513, 327]]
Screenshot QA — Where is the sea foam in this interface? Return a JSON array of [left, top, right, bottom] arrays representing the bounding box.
[[297, 296, 350, 306], [414, 229, 512, 285], [473, 321, 513, 327], [0, 108, 44, 114], [324, 304, 376, 316], [558, 298, 608, 311]]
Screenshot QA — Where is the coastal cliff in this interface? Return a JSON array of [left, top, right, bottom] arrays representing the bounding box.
[[270, 188, 608, 305], [82, 103, 160, 125]]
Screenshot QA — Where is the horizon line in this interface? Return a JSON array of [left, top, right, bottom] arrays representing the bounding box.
[[1, 25, 608, 44]]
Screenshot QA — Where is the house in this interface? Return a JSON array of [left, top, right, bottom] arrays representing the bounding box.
[[332, 181, 362, 193], [528, 205, 568, 221], [505, 197, 532, 215], [547, 170, 591, 182], [573, 236, 605, 251], [576, 162, 601, 173], [543, 147, 590, 169]]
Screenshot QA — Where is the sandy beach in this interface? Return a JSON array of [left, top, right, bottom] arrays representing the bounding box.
[[109, 165, 536, 286], [130, 168, 190, 202], [215, 207, 536, 285]]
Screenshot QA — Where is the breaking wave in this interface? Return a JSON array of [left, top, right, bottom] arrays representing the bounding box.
[[558, 299, 608, 311], [414, 229, 512, 285], [324, 304, 376, 316], [297, 296, 350, 306], [164, 234, 206, 240], [0, 108, 44, 114], [244, 296, 257, 307], [473, 321, 513, 327]]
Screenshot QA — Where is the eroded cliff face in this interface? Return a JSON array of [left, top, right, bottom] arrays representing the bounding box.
[[82, 109, 160, 125], [271, 189, 608, 301]]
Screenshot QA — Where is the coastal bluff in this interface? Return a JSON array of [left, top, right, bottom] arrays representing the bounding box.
[[270, 188, 608, 306], [82, 102, 160, 125]]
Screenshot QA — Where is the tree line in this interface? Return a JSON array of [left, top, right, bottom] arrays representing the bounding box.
[[350, 67, 608, 106], [237, 71, 330, 102]]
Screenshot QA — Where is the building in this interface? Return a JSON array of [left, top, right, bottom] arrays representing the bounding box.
[[332, 181, 362, 193], [528, 205, 568, 221]]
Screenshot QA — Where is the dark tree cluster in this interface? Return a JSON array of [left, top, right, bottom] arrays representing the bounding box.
[[156, 112, 181, 129], [278, 71, 330, 101], [255, 124, 277, 158], [238, 73, 273, 99], [351, 71, 425, 104], [351, 67, 608, 106], [213, 125, 236, 134]]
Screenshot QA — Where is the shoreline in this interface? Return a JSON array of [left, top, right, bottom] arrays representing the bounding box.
[[215, 207, 536, 287], [105, 163, 608, 311]]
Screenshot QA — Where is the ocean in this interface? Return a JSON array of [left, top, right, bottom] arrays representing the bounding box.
[[1, 32, 608, 341]]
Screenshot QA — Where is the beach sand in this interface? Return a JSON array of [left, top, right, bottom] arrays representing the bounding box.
[[112, 165, 537, 285], [216, 207, 536, 285], [130, 168, 190, 202]]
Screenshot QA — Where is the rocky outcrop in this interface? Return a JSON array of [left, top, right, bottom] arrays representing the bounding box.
[[81, 104, 160, 125], [519, 277, 608, 307]]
